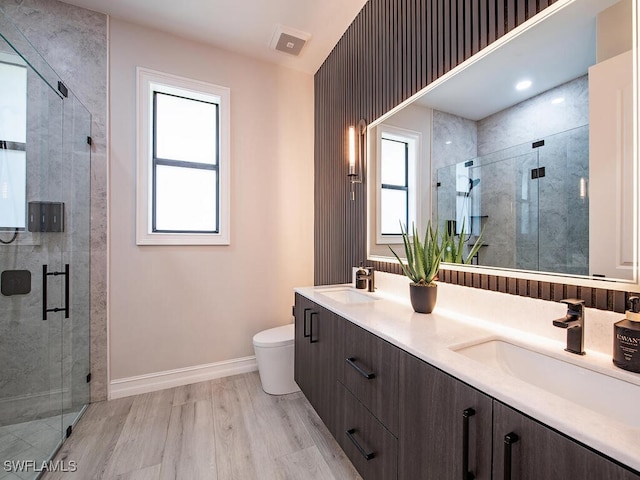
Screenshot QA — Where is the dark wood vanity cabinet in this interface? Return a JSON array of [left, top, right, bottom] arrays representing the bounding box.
[[336, 321, 400, 480], [294, 295, 640, 480], [492, 402, 640, 480], [293, 293, 342, 434], [399, 352, 493, 480], [336, 382, 398, 480], [400, 354, 640, 480], [341, 320, 399, 435]]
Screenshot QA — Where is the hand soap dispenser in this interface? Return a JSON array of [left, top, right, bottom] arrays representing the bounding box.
[[613, 296, 640, 373]]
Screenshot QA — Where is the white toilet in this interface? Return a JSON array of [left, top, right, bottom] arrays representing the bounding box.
[[253, 323, 300, 395]]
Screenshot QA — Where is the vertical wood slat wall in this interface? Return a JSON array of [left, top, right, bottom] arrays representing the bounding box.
[[314, 0, 634, 313]]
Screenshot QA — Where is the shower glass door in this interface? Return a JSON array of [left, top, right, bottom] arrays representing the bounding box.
[[436, 126, 589, 275], [0, 41, 66, 472], [61, 92, 91, 427], [0, 7, 91, 478]]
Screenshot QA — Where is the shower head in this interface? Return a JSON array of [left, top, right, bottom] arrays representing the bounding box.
[[468, 178, 480, 192]]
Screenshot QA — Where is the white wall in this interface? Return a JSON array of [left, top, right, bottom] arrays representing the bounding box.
[[109, 18, 314, 383], [596, 0, 632, 62]]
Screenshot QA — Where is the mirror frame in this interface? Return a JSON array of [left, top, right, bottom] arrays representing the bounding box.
[[366, 0, 640, 293]]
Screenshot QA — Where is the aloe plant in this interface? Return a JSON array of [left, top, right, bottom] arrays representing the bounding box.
[[441, 219, 485, 264], [389, 222, 442, 285]]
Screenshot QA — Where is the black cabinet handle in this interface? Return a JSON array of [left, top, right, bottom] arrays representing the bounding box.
[[346, 428, 376, 460], [309, 312, 318, 343], [303, 308, 311, 338], [346, 357, 376, 379], [503, 432, 519, 480], [42, 264, 70, 320], [462, 408, 476, 480]]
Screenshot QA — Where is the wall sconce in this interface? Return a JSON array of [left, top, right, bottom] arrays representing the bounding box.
[[348, 119, 366, 201]]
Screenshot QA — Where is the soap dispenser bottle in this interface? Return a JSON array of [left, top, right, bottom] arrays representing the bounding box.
[[613, 296, 640, 373]]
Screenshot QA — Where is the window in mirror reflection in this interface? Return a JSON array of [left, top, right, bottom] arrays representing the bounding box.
[[0, 59, 27, 230], [377, 126, 420, 241]]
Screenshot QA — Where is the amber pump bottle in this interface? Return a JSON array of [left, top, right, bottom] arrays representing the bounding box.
[[613, 296, 640, 373]]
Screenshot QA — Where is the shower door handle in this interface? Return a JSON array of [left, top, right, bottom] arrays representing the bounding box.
[[42, 264, 70, 320]]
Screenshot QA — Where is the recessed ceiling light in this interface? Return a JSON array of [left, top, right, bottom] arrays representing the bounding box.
[[551, 97, 565, 104], [445, 140, 452, 145], [515, 80, 532, 91]]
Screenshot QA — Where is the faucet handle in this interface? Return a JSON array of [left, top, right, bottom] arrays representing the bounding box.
[[560, 298, 584, 319], [628, 296, 640, 313], [560, 298, 585, 307]]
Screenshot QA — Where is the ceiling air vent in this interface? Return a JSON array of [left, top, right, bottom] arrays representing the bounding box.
[[270, 25, 310, 57]]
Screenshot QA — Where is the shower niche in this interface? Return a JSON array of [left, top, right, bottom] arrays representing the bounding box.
[[0, 6, 91, 476]]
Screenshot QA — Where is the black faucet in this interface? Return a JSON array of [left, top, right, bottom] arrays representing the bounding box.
[[552, 298, 585, 355]]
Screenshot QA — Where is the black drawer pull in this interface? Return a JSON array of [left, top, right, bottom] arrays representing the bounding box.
[[462, 408, 476, 480], [303, 308, 311, 338], [503, 432, 519, 480], [346, 357, 376, 379], [346, 428, 376, 460], [309, 312, 318, 343]]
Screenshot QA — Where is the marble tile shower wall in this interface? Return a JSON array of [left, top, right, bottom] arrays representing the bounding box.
[[536, 126, 589, 275], [477, 76, 589, 274], [433, 76, 590, 274], [432, 110, 477, 225], [0, 0, 108, 403], [477, 76, 590, 155]]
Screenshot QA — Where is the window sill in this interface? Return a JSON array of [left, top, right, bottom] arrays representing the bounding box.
[[136, 231, 230, 246]]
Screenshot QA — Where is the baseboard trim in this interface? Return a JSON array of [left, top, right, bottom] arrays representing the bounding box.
[[109, 355, 258, 399]]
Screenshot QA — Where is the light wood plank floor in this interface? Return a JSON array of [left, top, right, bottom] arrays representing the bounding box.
[[43, 372, 362, 480]]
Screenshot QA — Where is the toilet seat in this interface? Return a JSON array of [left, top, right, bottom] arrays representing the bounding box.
[[253, 324, 294, 348]]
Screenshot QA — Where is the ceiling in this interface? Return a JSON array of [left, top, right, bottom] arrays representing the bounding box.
[[413, 0, 620, 120], [59, 0, 369, 74]]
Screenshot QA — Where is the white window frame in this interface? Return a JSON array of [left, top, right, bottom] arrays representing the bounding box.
[[376, 124, 422, 244], [136, 67, 230, 245]]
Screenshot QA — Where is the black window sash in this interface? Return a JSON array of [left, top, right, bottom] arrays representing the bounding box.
[[381, 138, 410, 234], [151, 91, 220, 234]]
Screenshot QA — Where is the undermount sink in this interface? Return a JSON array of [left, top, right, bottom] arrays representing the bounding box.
[[318, 287, 378, 304], [452, 339, 640, 428]]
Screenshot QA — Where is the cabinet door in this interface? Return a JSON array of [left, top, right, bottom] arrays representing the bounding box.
[[294, 293, 315, 402], [493, 401, 640, 480], [311, 306, 342, 435], [342, 321, 399, 434], [337, 382, 398, 480], [589, 50, 634, 279], [293, 294, 342, 435], [399, 353, 493, 480]]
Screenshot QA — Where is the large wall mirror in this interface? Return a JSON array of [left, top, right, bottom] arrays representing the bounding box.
[[367, 0, 639, 287]]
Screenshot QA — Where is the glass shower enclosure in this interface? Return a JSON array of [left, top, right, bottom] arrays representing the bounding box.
[[436, 125, 589, 276], [0, 7, 90, 478]]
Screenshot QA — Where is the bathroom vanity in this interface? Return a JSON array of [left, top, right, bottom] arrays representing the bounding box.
[[294, 276, 640, 480]]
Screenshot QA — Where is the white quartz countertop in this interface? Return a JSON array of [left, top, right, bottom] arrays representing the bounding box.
[[294, 275, 640, 473]]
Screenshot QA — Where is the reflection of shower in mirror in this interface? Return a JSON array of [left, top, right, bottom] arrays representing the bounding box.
[[455, 161, 482, 238]]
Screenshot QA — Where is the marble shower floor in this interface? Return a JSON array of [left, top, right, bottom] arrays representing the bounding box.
[[0, 412, 80, 480]]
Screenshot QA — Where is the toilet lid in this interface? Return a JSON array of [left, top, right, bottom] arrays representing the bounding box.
[[253, 323, 295, 347]]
